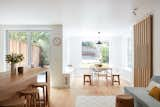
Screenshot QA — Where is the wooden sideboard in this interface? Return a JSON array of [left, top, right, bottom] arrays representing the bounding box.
[[0, 67, 49, 102]]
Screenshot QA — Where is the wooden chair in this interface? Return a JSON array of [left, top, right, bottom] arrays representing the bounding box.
[[32, 82, 48, 107], [110, 69, 120, 85], [112, 74, 120, 85], [17, 88, 40, 107], [83, 71, 92, 85], [83, 74, 92, 85]]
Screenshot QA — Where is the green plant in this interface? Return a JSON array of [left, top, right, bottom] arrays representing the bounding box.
[[6, 53, 24, 64], [101, 45, 109, 63]]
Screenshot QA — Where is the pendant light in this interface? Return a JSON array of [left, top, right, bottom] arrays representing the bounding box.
[[96, 32, 102, 45]]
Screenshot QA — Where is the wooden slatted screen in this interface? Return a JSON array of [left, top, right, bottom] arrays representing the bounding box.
[[134, 15, 153, 87]]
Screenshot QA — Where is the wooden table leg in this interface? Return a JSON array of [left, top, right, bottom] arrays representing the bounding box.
[[45, 71, 49, 107]]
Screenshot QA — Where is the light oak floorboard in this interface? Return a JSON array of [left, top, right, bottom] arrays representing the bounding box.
[[49, 77, 131, 107]]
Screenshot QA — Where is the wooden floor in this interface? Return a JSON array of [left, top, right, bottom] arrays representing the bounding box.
[[49, 76, 131, 107]]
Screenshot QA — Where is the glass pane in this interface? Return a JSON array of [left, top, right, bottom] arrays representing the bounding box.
[[9, 32, 28, 66], [100, 43, 109, 63], [81, 41, 109, 64], [127, 38, 132, 68], [82, 41, 97, 60], [31, 32, 50, 67]]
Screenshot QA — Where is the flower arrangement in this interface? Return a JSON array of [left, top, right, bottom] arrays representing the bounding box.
[[6, 53, 24, 64]]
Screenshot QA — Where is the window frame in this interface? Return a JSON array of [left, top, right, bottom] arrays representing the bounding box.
[[81, 41, 110, 64], [126, 36, 133, 69], [5, 25, 53, 67]]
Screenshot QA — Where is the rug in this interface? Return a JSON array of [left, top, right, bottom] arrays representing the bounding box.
[[76, 96, 115, 107]]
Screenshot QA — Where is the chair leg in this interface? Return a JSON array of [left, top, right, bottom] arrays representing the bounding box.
[[34, 94, 37, 107], [38, 92, 41, 107], [98, 73, 99, 80], [43, 87, 46, 107], [31, 95, 34, 107], [25, 96, 30, 107], [46, 86, 48, 106], [118, 76, 120, 85], [83, 76, 85, 85], [89, 76, 91, 85], [112, 76, 114, 85], [106, 74, 108, 81]]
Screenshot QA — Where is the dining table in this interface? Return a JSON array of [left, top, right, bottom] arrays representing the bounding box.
[[0, 67, 50, 103], [92, 64, 112, 80]]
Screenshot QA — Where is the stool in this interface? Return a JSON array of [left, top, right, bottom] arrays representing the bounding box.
[[116, 94, 134, 107], [83, 74, 92, 85], [112, 74, 120, 85], [32, 82, 48, 107], [18, 88, 40, 107], [0, 96, 26, 107]]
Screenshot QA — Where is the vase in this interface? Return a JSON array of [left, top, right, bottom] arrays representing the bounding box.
[[11, 63, 16, 74]]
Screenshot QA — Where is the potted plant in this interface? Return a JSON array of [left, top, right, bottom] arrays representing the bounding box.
[[6, 53, 24, 74]]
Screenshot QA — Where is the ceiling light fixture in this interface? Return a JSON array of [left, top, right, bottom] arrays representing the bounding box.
[[96, 32, 102, 45], [132, 8, 138, 16]]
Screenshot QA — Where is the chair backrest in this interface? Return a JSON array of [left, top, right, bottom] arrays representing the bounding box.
[[151, 76, 160, 84]]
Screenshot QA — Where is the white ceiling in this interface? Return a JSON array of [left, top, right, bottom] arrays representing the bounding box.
[[0, 0, 136, 37]]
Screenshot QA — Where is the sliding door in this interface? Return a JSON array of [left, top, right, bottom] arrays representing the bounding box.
[[31, 32, 50, 67], [9, 32, 28, 66], [134, 15, 153, 87], [7, 31, 50, 68]]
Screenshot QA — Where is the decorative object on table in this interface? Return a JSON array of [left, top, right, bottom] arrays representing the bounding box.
[[18, 67, 24, 74], [6, 53, 24, 74], [95, 63, 102, 67]]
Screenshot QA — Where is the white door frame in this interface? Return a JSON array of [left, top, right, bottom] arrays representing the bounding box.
[[3, 25, 54, 68]]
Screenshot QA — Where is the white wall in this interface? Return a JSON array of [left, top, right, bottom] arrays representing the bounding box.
[[109, 35, 133, 83], [152, 9, 160, 75], [63, 35, 133, 83], [67, 36, 82, 69], [132, 0, 160, 75], [0, 27, 6, 72], [63, 37, 70, 71], [50, 25, 70, 88], [0, 0, 133, 37], [109, 36, 122, 69], [121, 34, 133, 83]]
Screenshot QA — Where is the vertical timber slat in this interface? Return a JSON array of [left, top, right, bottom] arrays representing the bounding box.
[[134, 15, 153, 87]]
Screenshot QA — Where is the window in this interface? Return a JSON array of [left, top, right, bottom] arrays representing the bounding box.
[[7, 31, 50, 67], [31, 32, 50, 67], [127, 37, 133, 68], [9, 32, 28, 66], [101, 42, 109, 63], [82, 41, 97, 60], [81, 41, 109, 63]]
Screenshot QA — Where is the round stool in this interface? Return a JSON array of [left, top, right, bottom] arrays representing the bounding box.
[[32, 82, 48, 107], [116, 94, 134, 107], [0, 96, 26, 107], [18, 88, 40, 107], [83, 74, 92, 85], [112, 74, 120, 85]]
